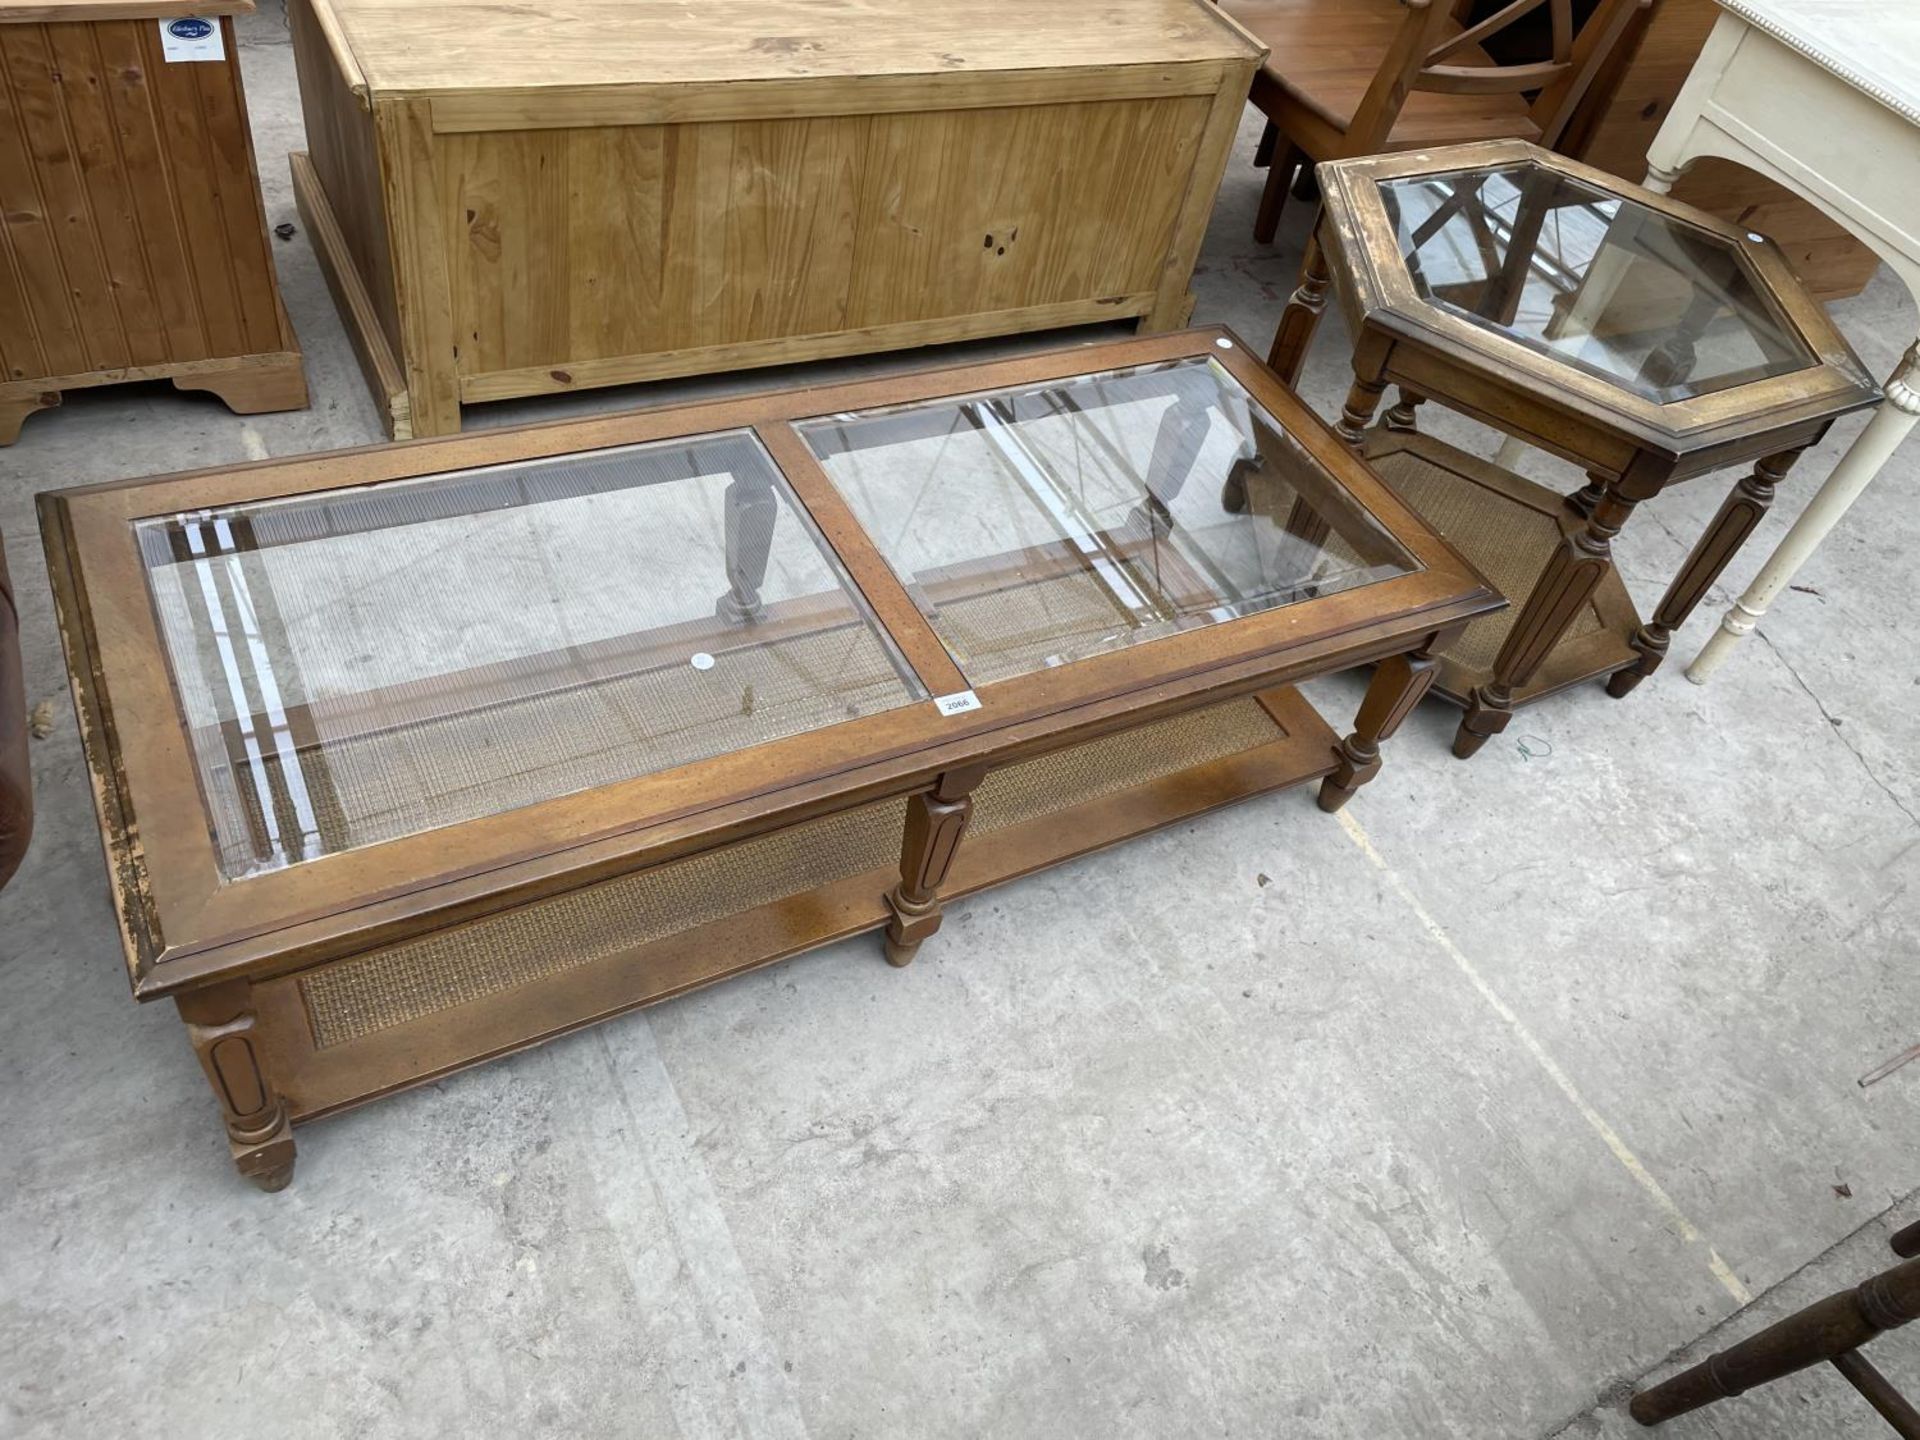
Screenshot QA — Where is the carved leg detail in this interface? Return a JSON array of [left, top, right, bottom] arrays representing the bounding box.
[[716, 470, 779, 624], [1640, 160, 1685, 195], [1565, 472, 1608, 521], [1267, 230, 1330, 386], [1335, 374, 1388, 451], [1383, 389, 1425, 433], [1690, 347, 1920, 683], [1609, 449, 1795, 698], [1630, 1255, 1920, 1427], [1456, 486, 1638, 758], [884, 766, 986, 967], [177, 982, 296, 1192], [1319, 638, 1443, 812]]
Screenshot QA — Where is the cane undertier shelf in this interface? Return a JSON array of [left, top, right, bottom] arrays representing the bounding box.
[[41, 329, 1499, 1188], [1364, 430, 1638, 706]]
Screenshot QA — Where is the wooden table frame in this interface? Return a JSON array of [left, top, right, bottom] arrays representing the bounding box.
[[1637, 0, 1920, 684], [41, 327, 1500, 1189], [1267, 139, 1878, 757]]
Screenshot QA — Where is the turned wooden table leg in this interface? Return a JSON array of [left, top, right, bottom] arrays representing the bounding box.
[[177, 981, 296, 1192], [1456, 478, 1645, 758], [1689, 345, 1920, 683], [884, 765, 987, 967], [1630, 1255, 1920, 1432], [1383, 389, 1425, 432], [1334, 341, 1392, 451], [1318, 633, 1447, 812], [1267, 229, 1331, 387], [716, 467, 779, 623], [1565, 473, 1608, 520], [1608, 448, 1799, 698]]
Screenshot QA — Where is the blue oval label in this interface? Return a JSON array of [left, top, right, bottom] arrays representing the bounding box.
[[167, 17, 214, 39]]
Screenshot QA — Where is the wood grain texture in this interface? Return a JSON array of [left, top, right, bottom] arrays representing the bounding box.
[[39, 328, 1501, 997], [440, 98, 1207, 382], [0, 0, 253, 20], [290, 0, 393, 345], [243, 687, 1341, 1136], [0, 12, 301, 433], [289, 149, 409, 434], [1570, 0, 1881, 300], [293, 0, 1244, 432], [319, 0, 1259, 96]]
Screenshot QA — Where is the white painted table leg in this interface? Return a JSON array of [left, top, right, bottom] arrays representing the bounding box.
[[1686, 344, 1920, 683]]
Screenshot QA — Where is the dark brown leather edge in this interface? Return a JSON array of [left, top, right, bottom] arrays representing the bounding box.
[[0, 535, 32, 892]]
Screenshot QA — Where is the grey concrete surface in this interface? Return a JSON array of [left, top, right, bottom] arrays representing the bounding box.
[[3, 7, 1918, 1436]]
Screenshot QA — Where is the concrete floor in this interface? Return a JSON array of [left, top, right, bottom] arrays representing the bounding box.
[[4, 7, 1918, 1436]]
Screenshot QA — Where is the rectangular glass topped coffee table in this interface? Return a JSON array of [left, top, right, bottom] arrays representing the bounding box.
[[41, 329, 1499, 1189]]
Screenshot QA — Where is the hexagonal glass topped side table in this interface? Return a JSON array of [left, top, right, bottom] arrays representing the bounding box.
[[1267, 139, 1880, 758]]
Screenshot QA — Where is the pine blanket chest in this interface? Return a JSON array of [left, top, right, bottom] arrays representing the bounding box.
[[286, 0, 1264, 437]]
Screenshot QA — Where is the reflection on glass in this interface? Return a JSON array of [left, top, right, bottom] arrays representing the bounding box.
[[137, 432, 925, 879], [1381, 162, 1814, 403], [797, 358, 1417, 685]]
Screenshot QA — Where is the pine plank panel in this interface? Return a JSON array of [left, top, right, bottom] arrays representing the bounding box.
[[0, 233, 42, 381], [0, 0, 253, 20], [94, 15, 208, 361], [846, 97, 1204, 329], [289, 0, 396, 356], [0, 8, 303, 438], [291, 0, 1255, 432], [720, 116, 865, 343], [19, 23, 133, 369], [140, 17, 246, 358], [321, 0, 1259, 95], [188, 26, 287, 354], [0, 23, 115, 372], [45, 21, 168, 365]]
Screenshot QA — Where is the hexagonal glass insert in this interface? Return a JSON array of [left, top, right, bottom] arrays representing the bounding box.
[[1380, 162, 1816, 404]]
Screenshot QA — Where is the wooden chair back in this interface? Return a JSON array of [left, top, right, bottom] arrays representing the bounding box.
[[1349, 0, 1650, 153]]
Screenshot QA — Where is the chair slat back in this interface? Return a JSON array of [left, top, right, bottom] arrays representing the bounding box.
[[1351, 0, 1645, 152]]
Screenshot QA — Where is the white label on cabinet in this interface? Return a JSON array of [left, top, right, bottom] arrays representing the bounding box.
[[159, 16, 225, 62], [933, 690, 982, 717]]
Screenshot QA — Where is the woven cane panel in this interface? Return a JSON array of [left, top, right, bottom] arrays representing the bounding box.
[[299, 697, 1288, 1049], [300, 797, 908, 1049], [973, 696, 1282, 833], [1369, 448, 1603, 676], [931, 538, 1378, 688], [934, 570, 1149, 684]]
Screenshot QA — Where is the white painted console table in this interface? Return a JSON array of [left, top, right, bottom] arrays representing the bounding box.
[[1639, 0, 1920, 681]]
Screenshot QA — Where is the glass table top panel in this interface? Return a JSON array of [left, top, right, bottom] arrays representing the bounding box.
[[1379, 162, 1816, 404], [795, 357, 1418, 686], [135, 432, 926, 880]]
